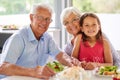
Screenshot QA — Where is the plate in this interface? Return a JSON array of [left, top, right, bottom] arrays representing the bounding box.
[[1, 25, 18, 30], [2, 28, 18, 30]]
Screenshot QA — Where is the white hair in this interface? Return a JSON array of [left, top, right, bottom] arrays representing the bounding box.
[[60, 7, 82, 25], [30, 3, 53, 14]]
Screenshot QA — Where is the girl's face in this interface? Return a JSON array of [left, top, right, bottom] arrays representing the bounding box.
[[63, 13, 80, 36], [82, 16, 100, 38]]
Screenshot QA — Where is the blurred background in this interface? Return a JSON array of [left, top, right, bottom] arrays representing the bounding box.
[[0, 0, 120, 51]]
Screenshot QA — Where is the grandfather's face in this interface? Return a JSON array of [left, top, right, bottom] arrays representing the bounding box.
[[30, 8, 52, 39], [63, 13, 81, 36]]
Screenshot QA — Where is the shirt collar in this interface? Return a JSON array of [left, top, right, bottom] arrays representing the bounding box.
[[27, 25, 45, 41]]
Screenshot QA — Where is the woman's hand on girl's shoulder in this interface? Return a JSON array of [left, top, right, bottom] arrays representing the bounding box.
[[76, 34, 82, 39]]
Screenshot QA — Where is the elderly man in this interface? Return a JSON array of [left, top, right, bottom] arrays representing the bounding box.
[[0, 3, 78, 79]]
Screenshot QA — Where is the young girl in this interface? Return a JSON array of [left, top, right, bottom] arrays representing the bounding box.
[[71, 13, 113, 70]]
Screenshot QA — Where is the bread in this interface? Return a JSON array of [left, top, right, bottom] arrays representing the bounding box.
[[103, 71, 116, 75]]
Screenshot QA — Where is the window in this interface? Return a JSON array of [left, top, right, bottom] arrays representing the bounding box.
[[72, 0, 120, 50], [73, 0, 120, 13], [0, 0, 55, 27], [0, 0, 61, 47]]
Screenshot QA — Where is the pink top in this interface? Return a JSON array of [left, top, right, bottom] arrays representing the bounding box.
[[78, 41, 104, 63]]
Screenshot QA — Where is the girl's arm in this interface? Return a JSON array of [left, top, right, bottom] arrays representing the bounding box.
[[102, 39, 113, 66], [103, 33, 120, 67], [71, 34, 82, 59]]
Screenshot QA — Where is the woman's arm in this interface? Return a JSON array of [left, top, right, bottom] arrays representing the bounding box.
[[71, 34, 82, 59], [63, 40, 74, 56]]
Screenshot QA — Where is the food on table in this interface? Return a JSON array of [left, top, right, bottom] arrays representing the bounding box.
[[46, 61, 64, 73], [98, 66, 117, 75], [56, 66, 89, 80], [2, 24, 18, 30], [113, 74, 120, 80], [113, 69, 120, 80]]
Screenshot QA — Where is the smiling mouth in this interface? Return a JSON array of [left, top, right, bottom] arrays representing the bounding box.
[[88, 30, 95, 33], [39, 24, 46, 30]]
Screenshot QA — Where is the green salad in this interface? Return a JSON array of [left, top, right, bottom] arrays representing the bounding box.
[[46, 61, 64, 73], [98, 66, 118, 75]]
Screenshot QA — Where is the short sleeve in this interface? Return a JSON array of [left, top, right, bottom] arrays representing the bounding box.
[[1, 34, 24, 64], [64, 41, 73, 56], [48, 36, 61, 58]]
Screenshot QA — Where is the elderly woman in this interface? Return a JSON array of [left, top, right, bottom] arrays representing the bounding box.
[[60, 7, 120, 69]]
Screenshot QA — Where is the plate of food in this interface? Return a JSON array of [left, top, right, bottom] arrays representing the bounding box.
[[47, 61, 89, 80], [2, 25, 18, 30], [50, 66, 89, 80], [95, 66, 118, 77]]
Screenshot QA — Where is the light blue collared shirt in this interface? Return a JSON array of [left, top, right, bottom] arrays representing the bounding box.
[[1, 25, 61, 68]]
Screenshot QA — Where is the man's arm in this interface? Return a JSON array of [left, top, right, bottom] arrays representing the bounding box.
[[0, 62, 55, 79], [0, 62, 34, 76], [56, 52, 81, 67]]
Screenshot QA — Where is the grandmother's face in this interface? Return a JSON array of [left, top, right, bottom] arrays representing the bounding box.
[[63, 13, 81, 36]]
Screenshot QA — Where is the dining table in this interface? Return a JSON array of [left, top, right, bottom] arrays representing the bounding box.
[[1, 70, 113, 80], [85, 70, 113, 80], [1, 76, 40, 80]]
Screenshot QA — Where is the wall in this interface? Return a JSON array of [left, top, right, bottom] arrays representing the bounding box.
[[97, 14, 120, 50]]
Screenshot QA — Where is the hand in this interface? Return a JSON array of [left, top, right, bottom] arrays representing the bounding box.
[[56, 52, 73, 67], [71, 57, 81, 66], [33, 65, 55, 79], [84, 62, 96, 70], [81, 61, 87, 68]]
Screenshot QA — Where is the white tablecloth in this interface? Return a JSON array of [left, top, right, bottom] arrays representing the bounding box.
[[86, 70, 113, 80], [1, 76, 41, 80], [1, 70, 113, 80], [1, 76, 113, 80]]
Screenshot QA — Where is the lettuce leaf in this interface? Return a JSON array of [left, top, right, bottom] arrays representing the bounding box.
[[46, 61, 64, 73]]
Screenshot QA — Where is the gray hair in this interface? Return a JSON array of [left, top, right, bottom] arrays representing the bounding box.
[[30, 3, 53, 14], [60, 7, 82, 25]]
